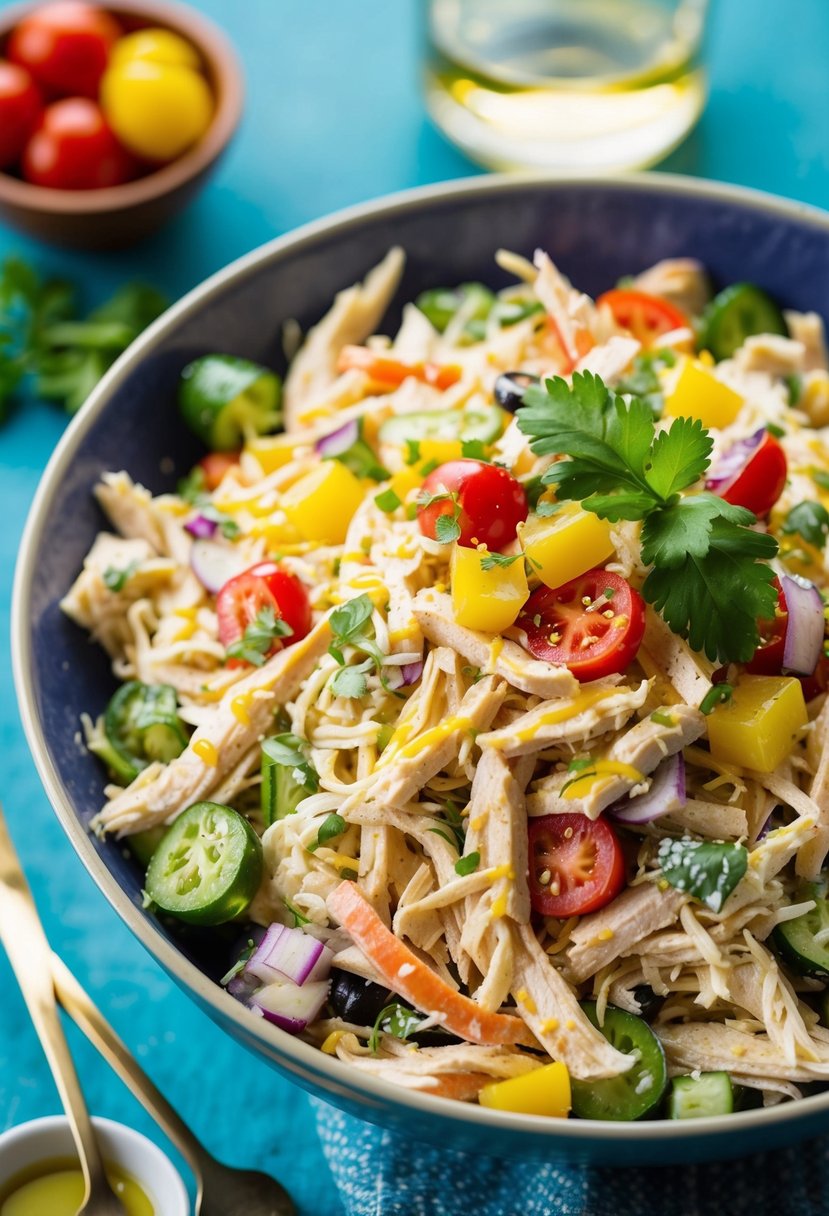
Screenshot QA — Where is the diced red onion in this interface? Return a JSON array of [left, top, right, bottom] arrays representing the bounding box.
[[781, 574, 824, 676], [401, 660, 424, 686], [190, 539, 246, 594], [704, 429, 765, 494], [250, 979, 330, 1033], [247, 923, 334, 987], [184, 514, 218, 540], [316, 420, 360, 459], [226, 970, 261, 1003], [608, 754, 686, 825]]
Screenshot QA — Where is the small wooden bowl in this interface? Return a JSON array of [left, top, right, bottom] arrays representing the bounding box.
[[0, 0, 243, 249]]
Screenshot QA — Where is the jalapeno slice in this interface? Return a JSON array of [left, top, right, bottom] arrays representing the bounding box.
[[570, 1002, 667, 1121], [378, 401, 505, 448], [772, 882, 829, 979], [698, 283, 787, 361], [179, 354, 282, 451], [100, 681, 188, 785], [145, 802, 263, 925]]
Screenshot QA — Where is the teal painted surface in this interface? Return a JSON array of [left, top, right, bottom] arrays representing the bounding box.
[[0, 1, 828, 1212]]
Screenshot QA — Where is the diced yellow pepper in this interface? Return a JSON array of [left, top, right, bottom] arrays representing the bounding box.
[[451, 544, 528, 632], [707, 676, 807, 773], [479, 1062, 571, 1118], [244, 433, 301, 475], [388, 464, 424, 504], [418, 437, 464, 466], [281, 461, 364, 544], [663, 358, 744, 429], [519, 502, 614, 590]]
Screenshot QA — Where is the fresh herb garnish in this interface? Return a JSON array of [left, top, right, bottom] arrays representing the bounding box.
[[226, 606, 293, 667], [700, 683, 734, 715], [404, 439, 421, 466], [516, 371, 778, 662], [330, 657, 375, 699], [220, 939, 256, 987], [650, 710, 676, 727], [782, 500, 829, 550], [369, 1002, 424, 1053], [327, 593, 390, 698], [461, 438, 488, 460], [102, 560, 139, 592], [615, 348, 677, 416], [811, 469, 829, 492], [784, 374, 802, 406], [455, 851, 480, 876], [308, 812, 346, 853], [283, 897, 311, 927], [374, 488, 402, 513], [479, 551, 522, 571], [427, 799, 466, 852], [261, 734, 319, 793], [767, 422, 786, 439], [177, 467, 239, 538], [657, 837, 747, 912], [535, 499, 559, 518]]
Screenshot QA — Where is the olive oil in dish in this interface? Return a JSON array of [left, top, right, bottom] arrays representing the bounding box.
[[424, 0, 708, 171], [0, 1157, 153, 1216]]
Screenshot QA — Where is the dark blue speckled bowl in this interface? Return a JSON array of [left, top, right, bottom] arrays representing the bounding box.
[[13, 175, 829, 1164]]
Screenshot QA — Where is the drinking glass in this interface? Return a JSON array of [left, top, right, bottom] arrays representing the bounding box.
[[423, 0, 710, 172]]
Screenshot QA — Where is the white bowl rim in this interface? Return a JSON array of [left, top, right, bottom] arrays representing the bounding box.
[[12, 169, 829, 1147], [0, 1114, 189, 1211]]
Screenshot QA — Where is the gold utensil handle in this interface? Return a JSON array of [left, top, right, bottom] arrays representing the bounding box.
[[0, 808, 117, 1209], [51, 953, 211, 1178]]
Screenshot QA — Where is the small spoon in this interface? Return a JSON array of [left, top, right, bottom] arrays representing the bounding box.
[[0, 804, 126, 1215], [51, 954, 297, 1216]]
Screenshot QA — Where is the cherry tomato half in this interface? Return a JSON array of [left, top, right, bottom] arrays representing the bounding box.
[[708, 430, 787, 518], [0, 60, 42, 169], [198, 451, 240, 492], [597, 288, 689, 347], [217, 561, 311, 666], [745, 576, 828, 700], [516, 569, 645, 681], [22, 97, 135, 190], [528, 813, 626, 917], [417, 459, 528, 550], [9, 1, 122, 98]]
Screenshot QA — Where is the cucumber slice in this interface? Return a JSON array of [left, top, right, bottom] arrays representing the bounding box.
[[378, 402, 505, 448], [260, 733, 318, 826], [772, 888, 829, 979], [668, 1072, 733, 1119], [570, 1002, 667, 1121], [179, 354, 282, 451], [416, 282, 494, 335], [698, 283, 787, 361]]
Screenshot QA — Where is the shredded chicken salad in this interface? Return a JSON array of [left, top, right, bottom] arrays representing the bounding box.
[[63, 244, 829, 1120]]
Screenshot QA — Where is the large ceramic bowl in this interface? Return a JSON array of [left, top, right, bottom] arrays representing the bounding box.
[[13, 174, 829, 1165]]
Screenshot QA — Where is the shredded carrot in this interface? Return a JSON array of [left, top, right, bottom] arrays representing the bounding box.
[[337, 345, 462, 392]]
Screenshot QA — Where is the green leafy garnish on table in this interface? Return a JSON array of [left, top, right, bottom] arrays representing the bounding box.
[[516, 371, 778, 663], [0, 256, 166, 421]]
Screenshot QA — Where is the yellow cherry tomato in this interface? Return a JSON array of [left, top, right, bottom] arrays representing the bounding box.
[[110, 28, 201, 71], [101, 62, 213, 162]]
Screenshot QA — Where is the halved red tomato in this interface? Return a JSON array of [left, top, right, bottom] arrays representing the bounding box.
[[706, 430, 787, 519], [528, 813, 626, 917], [597, 288, 689, 347], [516, 569, 645, 681], [745, 577, 787, 675], [217, 561, 311, 666]]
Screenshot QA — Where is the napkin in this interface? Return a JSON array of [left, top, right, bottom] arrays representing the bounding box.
[[313, 1097, 826, 1216]]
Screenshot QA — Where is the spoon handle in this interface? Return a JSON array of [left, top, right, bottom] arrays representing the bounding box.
[[0, 808, 120, 1212], [51, 953, 214, 1180]]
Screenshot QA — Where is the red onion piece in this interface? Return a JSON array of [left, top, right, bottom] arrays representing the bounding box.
[[250, 979, 330, 1033], [226, 970, 260, 1003], [190, 539, 246, 594], [401, 660, 424, 686], [247, 923, 333, 987], [184, 514, 218, 540], [781, 574, 824, 676], [316, 419, 360, 458], [608, 754, 686, 825], [705, 429, 765, 495]]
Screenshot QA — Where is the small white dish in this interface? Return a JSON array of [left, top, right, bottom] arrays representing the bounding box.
[[0, 1115, 189, 1215]]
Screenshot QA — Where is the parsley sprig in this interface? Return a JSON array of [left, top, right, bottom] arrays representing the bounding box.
[[328, 594, 390, 699], [226, 606, 293, 666], [516, 371, 778, 662]]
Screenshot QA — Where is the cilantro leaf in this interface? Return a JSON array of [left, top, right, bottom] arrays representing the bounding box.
[[102, 560, 139, 592], [261, 733, 319, 793], [783, 500, 829, 549], [435, 513, 462, 544], [328, 594, 374, 663], [480, 551, 522, 571], [535, 499, 559, 518], [369, 1003, 424, 1053], [641, 495, 754, 568], [644, 417, 712, 500], [455, 851, 480, 876], [657, 837, 747, 912], [226, 606, 293, 667], [330, 658, 373, 699], [308, 812, 346, 853], [616, 348, 676, 415]]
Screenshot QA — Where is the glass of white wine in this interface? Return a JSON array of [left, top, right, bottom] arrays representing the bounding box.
[[423, 0, 710, 172]]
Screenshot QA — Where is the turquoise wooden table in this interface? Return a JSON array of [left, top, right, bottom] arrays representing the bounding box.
[[2, 1, 829, 1212]]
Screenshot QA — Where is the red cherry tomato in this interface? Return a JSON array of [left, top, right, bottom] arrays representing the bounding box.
[[528, 813, 626, 918], [0, 60, 42, 169], [22, 97, 135, 190], [417, 460, 528, 550], [8, 1, 122, 98], [516, 568, 645, 681], [745, 577, 787, 675], [710, 431, 787, 518], [596, 288, 689, 347], [198, 451, 240, 492], [217, 561, 312, 667]]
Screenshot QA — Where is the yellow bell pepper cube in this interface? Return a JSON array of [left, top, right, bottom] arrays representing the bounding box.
[[244, 433, 301, 475], [418, 437, 464, 466], [479, 1062, 571, 1118], [663, 358, 744, 430], [451, 544, 528, 632], [388, 464, 424, 504], [281, 461, 364, 545], [518, 502, 615, 590], [707, 676, 808, 772]]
